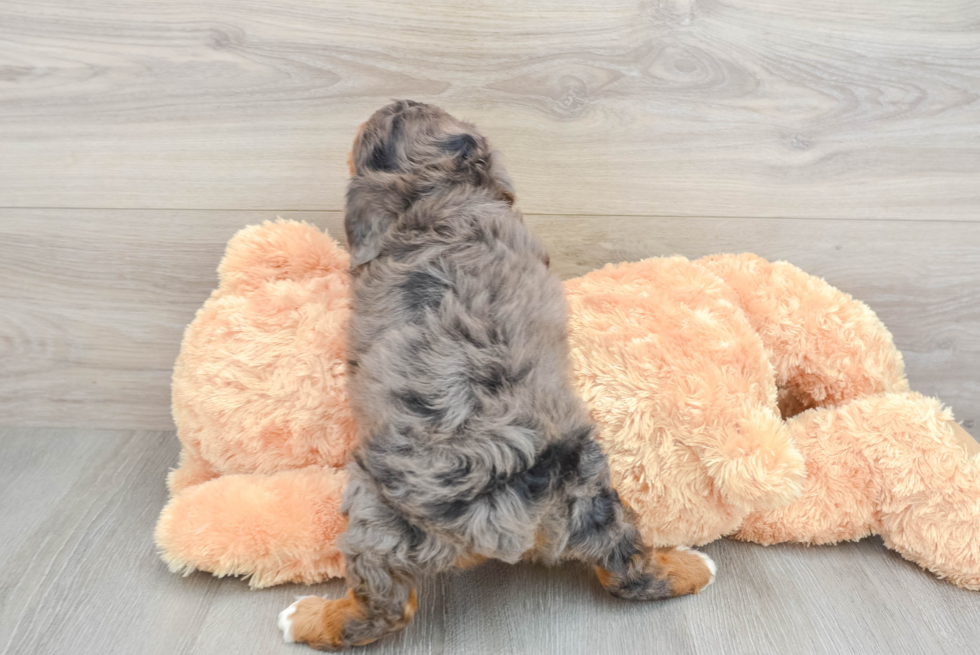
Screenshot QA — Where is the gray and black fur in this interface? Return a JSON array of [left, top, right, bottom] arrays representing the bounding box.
[[311, 101, 713, 650]]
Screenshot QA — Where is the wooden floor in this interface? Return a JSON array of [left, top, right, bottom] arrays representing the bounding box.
[[1, 427, 979, 655], [2, 0, 980, 653]]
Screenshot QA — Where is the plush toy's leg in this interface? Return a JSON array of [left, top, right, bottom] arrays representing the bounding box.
[[734, 399, 884, 546], [154, 465, 347, 587], [737, 392, 980, 590], [873, 403, 980, 590], [167, 446, 220, 495], [696, 254, 909, 414]]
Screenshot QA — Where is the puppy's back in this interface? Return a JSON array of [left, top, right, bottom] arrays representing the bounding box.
[[346, 191, 593, 555]]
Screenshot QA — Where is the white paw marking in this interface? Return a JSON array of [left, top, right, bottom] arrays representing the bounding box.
[[278, 596, 315, 643], [678, 546, 717, 588]]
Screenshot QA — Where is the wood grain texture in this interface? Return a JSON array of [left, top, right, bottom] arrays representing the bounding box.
[[1, 427, 979, 655], [1, 0, 979, 218], [2, 209, 977, 430]]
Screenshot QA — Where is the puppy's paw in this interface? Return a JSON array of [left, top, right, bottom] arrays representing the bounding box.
[[597, 545, 717, 601], [658, 546, 716, 596], [277, 591, 369, 651], [278, 596, 316, 644], [676, 546, 717, 589]]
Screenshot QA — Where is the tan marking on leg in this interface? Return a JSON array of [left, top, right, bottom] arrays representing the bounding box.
[[455, 553, 488, 569], [402, 588, 418, 622], [348, 587, 417, 646], [652, 547, 714, 596], [288, 590, 366, 651], [595, 565, 612, 588], [595, 551, 646, 591], [520, 529, 551, 561]]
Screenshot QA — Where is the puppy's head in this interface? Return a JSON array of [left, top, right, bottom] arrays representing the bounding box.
[[345, 100, 515, 267], [349, 100, 512, 188]]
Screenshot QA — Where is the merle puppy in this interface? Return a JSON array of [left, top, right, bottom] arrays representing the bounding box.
[[279, 101, 716, 650]]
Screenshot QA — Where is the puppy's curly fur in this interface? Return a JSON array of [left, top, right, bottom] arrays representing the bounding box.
[[279, 101, 716, 651]]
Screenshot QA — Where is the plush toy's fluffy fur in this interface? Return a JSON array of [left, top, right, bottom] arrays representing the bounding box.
[[156, 223, 980, 594], [737, 391, 980, 591], [157, 221, 354, 584], [170, 220, 355, 482], [570, 253, 980, 590], [565, 256, 807, 547], [158, 464, 347, 587]]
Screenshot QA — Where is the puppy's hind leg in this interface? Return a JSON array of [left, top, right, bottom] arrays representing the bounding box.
[[561, 464, 716, 599], [278, 471, 434, 650], [596, 512, 716, 600]]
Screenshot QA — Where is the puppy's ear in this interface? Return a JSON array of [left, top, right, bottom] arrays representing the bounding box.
[[443, 134, 516, 205], [345, 179, 397, 267], [441, 133, 478, 162], [488, 151, 516, 205]]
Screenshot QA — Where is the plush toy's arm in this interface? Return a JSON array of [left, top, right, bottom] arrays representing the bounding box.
[[692, 405, 806, 513], [697, 254, 909, 414], [155, 465, 347, 588]]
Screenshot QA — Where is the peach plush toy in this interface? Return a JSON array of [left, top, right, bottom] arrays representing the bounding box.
[[155, 220, 980, 591]]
